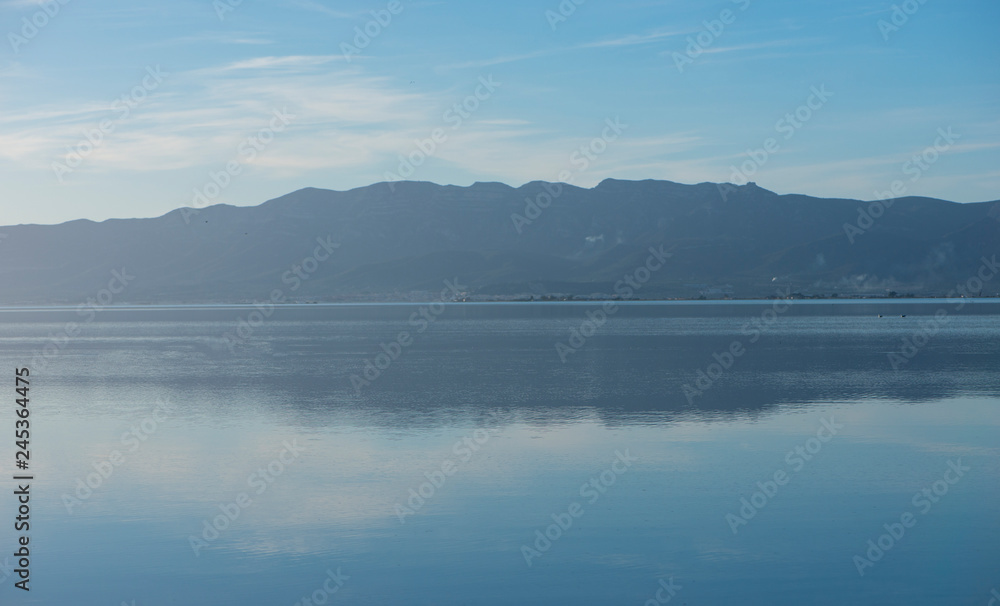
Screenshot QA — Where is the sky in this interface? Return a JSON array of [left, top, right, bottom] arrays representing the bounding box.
[[0, 0, 998, 226]]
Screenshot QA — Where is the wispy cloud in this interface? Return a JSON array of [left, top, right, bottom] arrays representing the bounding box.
[[439, 27, 690, 70], [150, 32, 274, 47], [580, 27, 690, 49], [699, 39, 807, 55], [658, 36, 824, 61], [437, 49, 555, 71], [0, 56, 432, 176], [0, 50, 719, 197], [216, 55, 348, 71]]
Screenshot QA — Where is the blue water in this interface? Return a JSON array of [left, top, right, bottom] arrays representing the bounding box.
[[0, 301, 998, 605]]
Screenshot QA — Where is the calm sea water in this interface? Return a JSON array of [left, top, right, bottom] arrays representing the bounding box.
[[1, 301, 998, 605]]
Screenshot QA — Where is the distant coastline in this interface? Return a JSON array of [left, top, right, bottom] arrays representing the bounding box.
[[6, 294, 997, 307]]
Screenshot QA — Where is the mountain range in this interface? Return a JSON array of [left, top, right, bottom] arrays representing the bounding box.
[[1, 179, 998, 304]]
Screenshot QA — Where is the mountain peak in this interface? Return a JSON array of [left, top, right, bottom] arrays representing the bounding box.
[[469, 181, 514, 189], [740, 181, 775, 194], [596, 177, 679, 189]]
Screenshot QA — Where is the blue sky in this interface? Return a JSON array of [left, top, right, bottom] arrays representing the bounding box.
[[1, 0, 998, 225]]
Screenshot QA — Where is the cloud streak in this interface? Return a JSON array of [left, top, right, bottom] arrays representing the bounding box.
[[438, 27, 690, 71]]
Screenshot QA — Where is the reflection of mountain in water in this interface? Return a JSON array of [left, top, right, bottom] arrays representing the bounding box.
[[4, 303, 998, 429]]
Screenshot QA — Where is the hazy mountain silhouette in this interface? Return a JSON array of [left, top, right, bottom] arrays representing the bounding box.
[[1, 179, 997, 304]]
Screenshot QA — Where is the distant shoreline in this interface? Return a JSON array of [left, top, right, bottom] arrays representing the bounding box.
[[3, 296, 1000, 309]]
